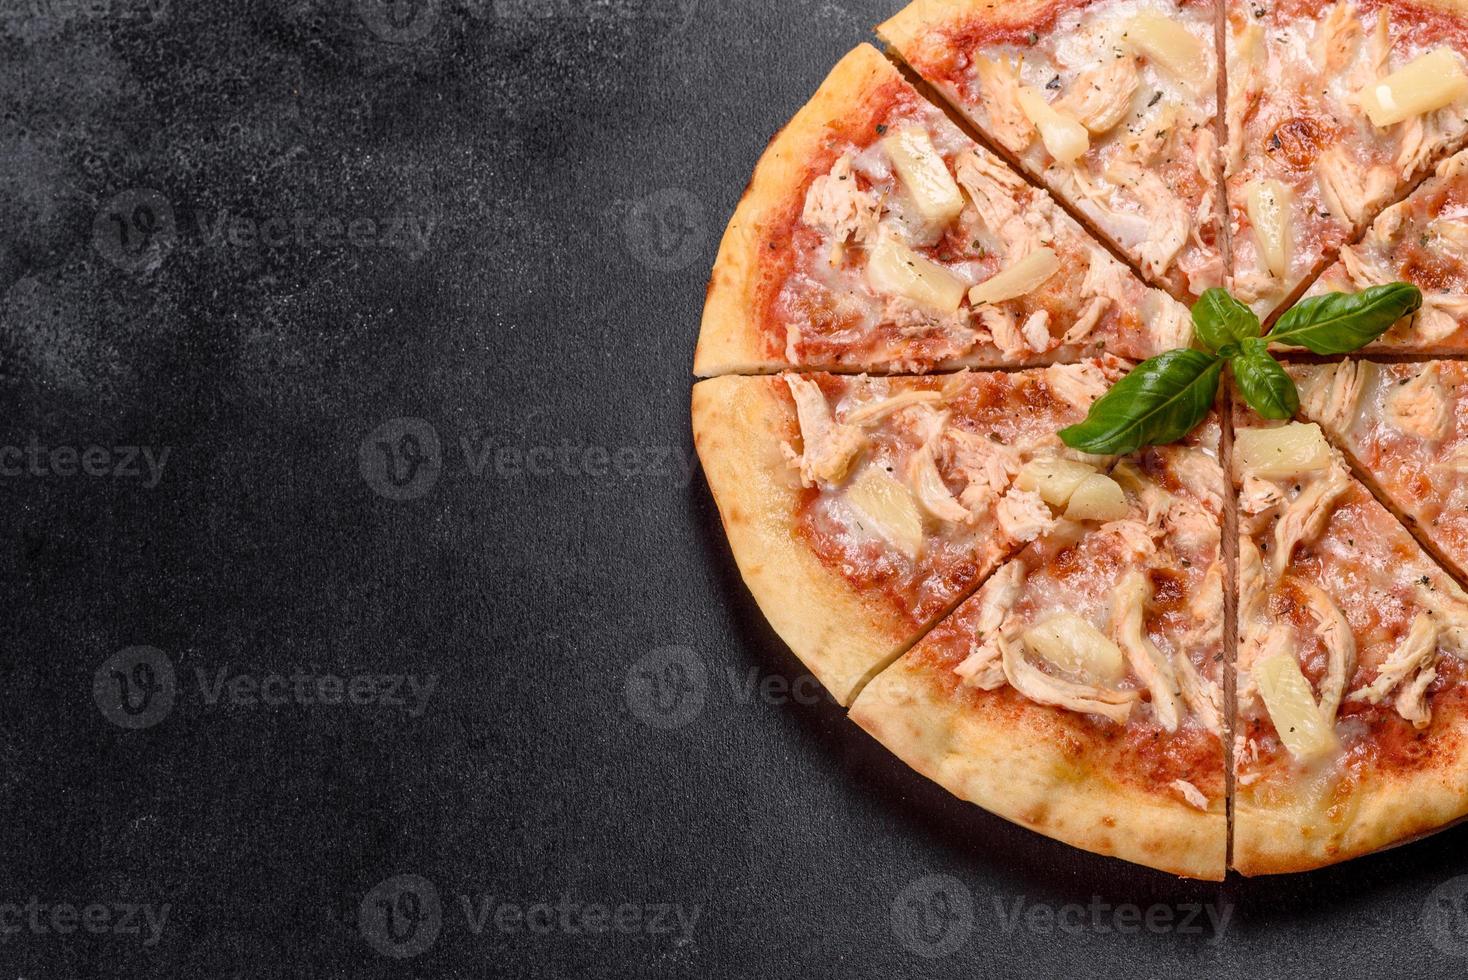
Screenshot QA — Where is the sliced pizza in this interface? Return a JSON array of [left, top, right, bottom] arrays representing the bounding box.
[[1232, 411, 1468, 874], [695, 43, 1194, 377], [879, 0, 1226, 299], [1292, 359, 1468, 581], [1296, 148, 1468, 351], [691, 360, 1127, 705], [851, 417, 1228, 879], [1225, 0, 1468, 316]]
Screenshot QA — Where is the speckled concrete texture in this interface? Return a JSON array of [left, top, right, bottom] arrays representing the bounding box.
[[1, 1, 1465, 976]]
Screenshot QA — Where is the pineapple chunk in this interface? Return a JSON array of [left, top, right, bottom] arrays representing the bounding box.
[[1015, 87, 1089, 165], [1246, 179, 1292, 278], [1064, 474, 1129, 521], [967, 248, 1060, 306], [882, 125, 966, 229], [846, 465, 926, 559], [1235, 424, 1331, 479], [1015, 457, 1097, 507], [1359, 47, 1468, 128], [1023, 613, 1127, 686], [1126, 13, 1210, 94], [866, 236, 968, 314], [1255, 651, 1340, 762]]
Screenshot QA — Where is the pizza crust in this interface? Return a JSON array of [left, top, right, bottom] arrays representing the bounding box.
[[879, 0, 1058, 63], [692, 375, 939, 704], [852, 652, 1228, 880], [695, 44, 903, 377], [1234, 718, 1468, 874]]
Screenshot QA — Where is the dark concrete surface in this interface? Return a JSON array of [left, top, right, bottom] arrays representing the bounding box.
[[2, 0, 1466, 975]]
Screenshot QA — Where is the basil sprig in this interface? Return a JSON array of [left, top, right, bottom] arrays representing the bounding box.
[[1190, 287, 1259, 352], [1059, 283, 1422, 453], [1268, 282, 1423, 353], [1230, 338, 1298, 420], [1058, 351, 1222, 454]]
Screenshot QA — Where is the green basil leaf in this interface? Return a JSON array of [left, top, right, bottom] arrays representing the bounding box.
[[1059, 350, 1223, 454], [1231, 346, 1299, 421], [1268, 283, 1423, 354], [1192, 287, 1261, 352]]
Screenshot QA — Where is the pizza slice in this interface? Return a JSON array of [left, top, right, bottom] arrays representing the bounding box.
[[1232, 410, 1468, 874], [1291, 359, 1468, 581], [878, 0, 1226, 299], [851, 417, 1228, 879], [1295, 148, 1468, 352], [691, 359, 1129, 705], [695, 43, 1194, 376], [1225, 0, 1468, 317]]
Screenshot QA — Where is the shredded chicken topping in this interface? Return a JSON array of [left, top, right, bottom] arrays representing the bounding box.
[[781, 375, 865, 487]]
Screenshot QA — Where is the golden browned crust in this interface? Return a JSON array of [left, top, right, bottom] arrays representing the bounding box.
[[852, 652, 1228, 880], [1233, 722, 1468, 874], [879, 0, 1062, 68], [692, 375, 932, 704], [694, 44, 902, 377]]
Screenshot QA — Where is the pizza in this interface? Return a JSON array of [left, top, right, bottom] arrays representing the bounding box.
[[852, 418, 1229, 879], [1225, 0, 1468, 316], [695, 43, 1194, 376], [1292, 359, 1468, 578], [878, 0, 1226, 298], [694, 1, 1468, 878], [1299, 148, 1468, 351], [1232, 411, 1468, 873], [691, 360, 1124, 704]]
